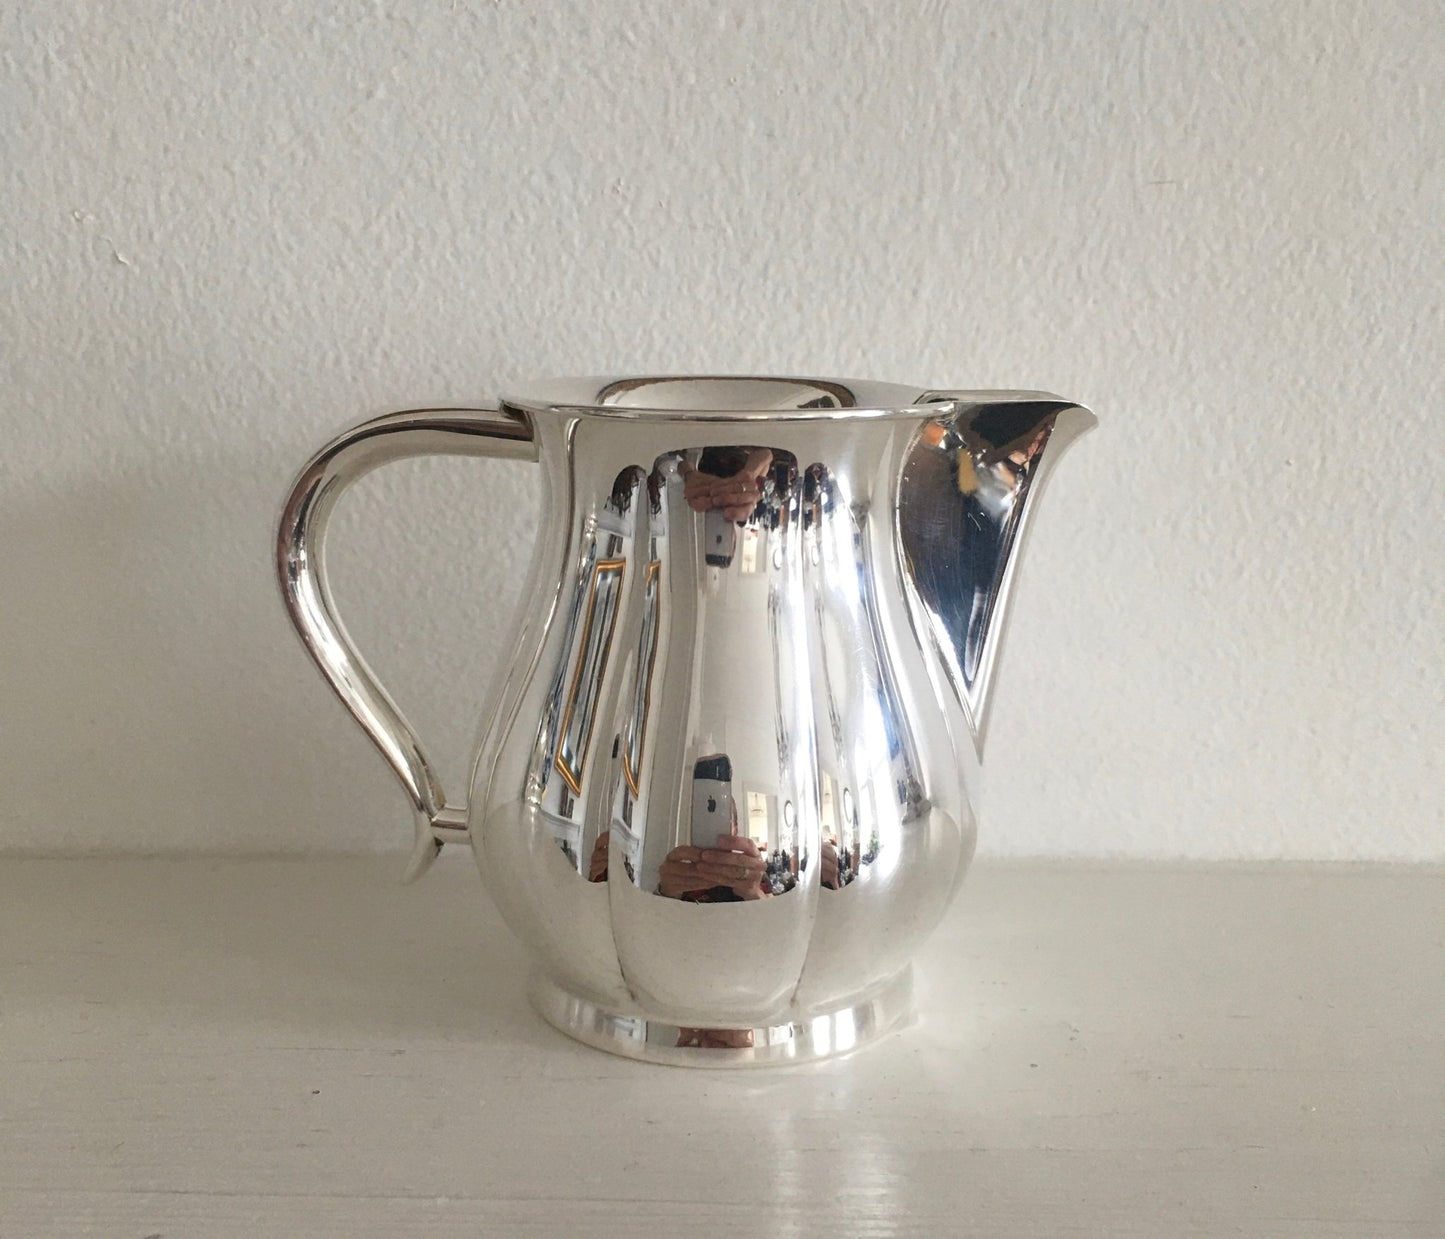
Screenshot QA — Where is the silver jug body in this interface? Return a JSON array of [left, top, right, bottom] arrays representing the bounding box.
[[456, 378, 1096, 1064]]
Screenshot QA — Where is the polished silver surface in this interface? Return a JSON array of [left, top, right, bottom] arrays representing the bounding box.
[[277, 376, 1095, 1064], [529, 966, 915, 1067]]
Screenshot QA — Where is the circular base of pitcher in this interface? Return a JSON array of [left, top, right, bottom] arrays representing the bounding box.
[[529, 969, 914, 1068]]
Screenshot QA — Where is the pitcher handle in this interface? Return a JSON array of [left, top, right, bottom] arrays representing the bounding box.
[[277, 406, 538, 882]]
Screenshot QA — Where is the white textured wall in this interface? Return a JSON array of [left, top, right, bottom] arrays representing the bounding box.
[[2, 1, 1440, 861]]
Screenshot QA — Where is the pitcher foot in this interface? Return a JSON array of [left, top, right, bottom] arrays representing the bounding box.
[[528, 968, 914, 1068]]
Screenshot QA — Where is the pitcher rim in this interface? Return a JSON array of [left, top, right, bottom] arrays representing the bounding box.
[[500, 374, 1078, 422]]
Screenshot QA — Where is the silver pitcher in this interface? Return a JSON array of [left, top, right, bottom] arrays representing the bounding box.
[[278, 377, 1095, 1065]]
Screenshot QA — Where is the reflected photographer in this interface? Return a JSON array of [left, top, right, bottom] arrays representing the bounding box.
[[680, 446, 774, 522]]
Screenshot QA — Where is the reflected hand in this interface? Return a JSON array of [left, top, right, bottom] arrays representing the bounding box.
[[680, 450, 773, 522], [657, 845, 716, 898], [697, 834, 768, 900], [821, 838, 840, 890], [588, 832, 610, 883], [658, 836, 769, 900]]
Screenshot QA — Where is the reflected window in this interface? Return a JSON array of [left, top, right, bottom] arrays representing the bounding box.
[[740, 526, 762, 574], [553, 558, 627, 794], [745, 790, 775, 850], [820, 775, 838, 837]]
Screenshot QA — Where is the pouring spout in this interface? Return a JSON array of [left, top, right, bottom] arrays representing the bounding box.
[[897, 392, 1097, 757]]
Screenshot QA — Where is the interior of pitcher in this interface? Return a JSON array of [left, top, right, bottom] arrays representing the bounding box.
[[596, 376, 859, 410]]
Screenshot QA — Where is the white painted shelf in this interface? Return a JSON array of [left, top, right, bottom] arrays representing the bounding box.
[[2, 857, 1440, 1236]]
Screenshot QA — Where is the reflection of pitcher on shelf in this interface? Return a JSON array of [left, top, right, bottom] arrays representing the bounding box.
[[278, 376, 1096, 1065]]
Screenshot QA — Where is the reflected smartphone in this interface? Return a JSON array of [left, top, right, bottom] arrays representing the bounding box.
[[690, 754, 734, 847], [704, 508, 736, 567]]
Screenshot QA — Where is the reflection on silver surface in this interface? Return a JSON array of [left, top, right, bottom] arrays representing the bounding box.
[[278, 377, 1095, 1064], [553, 556, 627, 797]]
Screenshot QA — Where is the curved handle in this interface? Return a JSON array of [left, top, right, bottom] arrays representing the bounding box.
[[277, 406, 538, 882]]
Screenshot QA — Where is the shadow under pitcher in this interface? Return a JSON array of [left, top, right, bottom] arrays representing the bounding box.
[[276, 376, 1096, 1066]]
